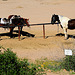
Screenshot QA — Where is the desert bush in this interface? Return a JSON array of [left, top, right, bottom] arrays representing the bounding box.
[[61, 55, 75, 71], [0, 47, 36, 75], [0, 48, 18, 75]]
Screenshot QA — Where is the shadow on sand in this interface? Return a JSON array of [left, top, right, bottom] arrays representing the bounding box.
[[56, 33, 75, 39], [0, 30, 35, 40]]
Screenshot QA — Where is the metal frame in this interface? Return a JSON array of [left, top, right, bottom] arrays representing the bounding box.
[[0, 23, 59, 41]]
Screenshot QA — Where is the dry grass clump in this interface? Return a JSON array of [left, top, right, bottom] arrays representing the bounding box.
[[16, 6, 23, 8], [2, 0, 8, 1]]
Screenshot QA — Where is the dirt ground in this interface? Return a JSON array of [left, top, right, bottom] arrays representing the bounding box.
[[0, 0, 75, 74]]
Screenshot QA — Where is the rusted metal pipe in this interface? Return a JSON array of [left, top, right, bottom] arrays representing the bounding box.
[[0, 23, 59, 41], [43, 24, 45, 39]]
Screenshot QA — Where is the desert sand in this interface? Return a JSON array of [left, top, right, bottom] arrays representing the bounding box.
[[0, 0, 75, 62]]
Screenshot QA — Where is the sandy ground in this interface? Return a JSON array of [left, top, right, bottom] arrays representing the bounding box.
[[0, 0, 75, 74]]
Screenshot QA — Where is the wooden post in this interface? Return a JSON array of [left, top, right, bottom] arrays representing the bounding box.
[[18, 27, 20, 41], [43, 24, 45, 39]]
